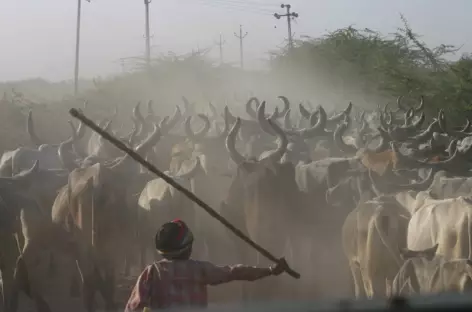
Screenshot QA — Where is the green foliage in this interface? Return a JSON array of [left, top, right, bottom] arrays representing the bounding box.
[[4, 16, 472, 124], [270, 16, 472, 121]]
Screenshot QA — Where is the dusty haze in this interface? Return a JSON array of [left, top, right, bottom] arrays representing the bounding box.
[[1, 0, 472, 81]]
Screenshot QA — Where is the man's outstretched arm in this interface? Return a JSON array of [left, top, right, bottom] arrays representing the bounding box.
[[202, 258, 288, 285]]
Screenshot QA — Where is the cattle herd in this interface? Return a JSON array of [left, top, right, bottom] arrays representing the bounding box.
[[2, 94, 472, 312]]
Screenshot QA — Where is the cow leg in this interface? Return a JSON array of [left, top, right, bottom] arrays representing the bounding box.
[[139, 240, 147, 269], [47, 252, 56, 277], [93, 258, 117, 312], [100, 267, 116, 311], [123, 255, 131, 277], [69, 269, 81, 298], [76, 251, 98, 312], [349, 260, 366, 299], [15, 244, 51, 312], [1, 234, 19, 312]]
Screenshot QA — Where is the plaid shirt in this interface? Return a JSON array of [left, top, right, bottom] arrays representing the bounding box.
[[124, 259, 271, 311]]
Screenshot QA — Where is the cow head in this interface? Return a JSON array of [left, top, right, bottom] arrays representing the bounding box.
[[184, 107, 232, 176], [400, 244, 438, 261]]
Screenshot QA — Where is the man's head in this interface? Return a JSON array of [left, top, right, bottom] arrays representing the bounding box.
[[155, 219, 194, 260]]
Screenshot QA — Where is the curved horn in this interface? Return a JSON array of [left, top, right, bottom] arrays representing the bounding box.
[[460, 119, 471, 133], [392, 140, 459, 170], [379, 112, 390, 131], [404, 108, 414, 126], [224, 106, 237, 123], [285, 106, 328, 138], [12, 160, 40, 182], [245, 97, 260, 120], [268, 106, 279, 120], [127, 117, 141, 147], [58, 139, 78, 172], [408, 119, 441, 143], [369, 167, 435, 194], [299, 102, 311, 119], [439, 111, 472, 138], [111, 123, 161, 171], [133, 101, 145, 124], [333, 116, 357, 154], [257, 101, 276, 135], [160, 105, 182, 133], [213, 106, 231, 140], [403, 112, 425, 130], [260, 119, 289, 163], [396, 95, 408, 112], [328, 102, 353, 122], [276, 96, 290, 118], [414, 96, 425, 113], [226, 118, 246, 165], [134, 123, 162, 155], [447, 139, 458, 157], [283, 109, 292, 129], [181, 97, 195, 116], [75, 119, 86, 140], [208, 102, 218, 119], [185, 114, 211, 141], [26, 110, 42, 147], [355, 119, 369, 148]]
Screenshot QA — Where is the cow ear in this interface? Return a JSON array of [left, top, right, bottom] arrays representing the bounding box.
[[399, 248, 415, 260], [421, 244, 438, 260]]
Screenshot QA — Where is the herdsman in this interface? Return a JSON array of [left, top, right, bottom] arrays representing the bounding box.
[[125, 219, 289, 311]]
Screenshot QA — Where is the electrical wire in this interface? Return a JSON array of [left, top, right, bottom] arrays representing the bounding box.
[[185, 0, 276, 16], [201, 0, 280, 9], [194, 0, 274, 14]]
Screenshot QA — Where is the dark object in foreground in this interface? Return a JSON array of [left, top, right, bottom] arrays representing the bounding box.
[[125, 219, 289, 311], [191, 293, 472, 312], [69, 108, 300, 279]]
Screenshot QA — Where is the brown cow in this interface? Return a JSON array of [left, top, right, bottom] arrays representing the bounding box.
[[50, 124, 160, 312], [223, 117, 302, 300]]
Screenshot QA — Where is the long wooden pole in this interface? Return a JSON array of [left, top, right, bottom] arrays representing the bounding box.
[[69, 108, 300, 279], [74, 0, 82, 96]]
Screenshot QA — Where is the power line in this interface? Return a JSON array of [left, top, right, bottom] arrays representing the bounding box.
[[234, 25, 248, 69], [274, 3, 298, 50], [214, 33, 226, 65], [144, 0, 152, 73], [208, 0, 278, 7], [195, 1, 273, 15], [74, 0, 92, 97], [199, 0, 279, 9], [191, 0, 274, 16]]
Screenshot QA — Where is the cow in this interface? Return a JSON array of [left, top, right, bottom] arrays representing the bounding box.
[[0, 161, 76, 312], [404, 195, 472, 261], [222, 116, 303, 300], [341, 165, 437, 299], [342, 195, 412, 299], [50, 124, 161, 312], [391, 246, 472, 296], [137, 157, 202, 267], [0, 116, 84, 176]]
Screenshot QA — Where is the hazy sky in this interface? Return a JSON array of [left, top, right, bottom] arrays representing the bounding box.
[[1, 0, 471, 82]]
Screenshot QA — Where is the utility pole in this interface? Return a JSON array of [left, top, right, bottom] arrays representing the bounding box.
[[74, 0, 91, 97], [214, 33, 226, 65], [274, 3, 298, 50], [144, 0, 152, 73], [234, 25, 248, 69]]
